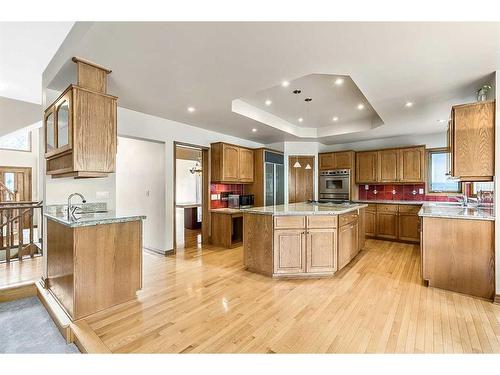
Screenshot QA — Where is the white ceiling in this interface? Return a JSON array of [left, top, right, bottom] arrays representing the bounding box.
[[0, 22, 74, 104], [43, 22, 499, 145]]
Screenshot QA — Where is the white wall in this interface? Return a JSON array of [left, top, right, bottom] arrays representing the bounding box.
[[116, 137, 166, 253], [175, 159, 200, 204], [0, 125, 40, 201]]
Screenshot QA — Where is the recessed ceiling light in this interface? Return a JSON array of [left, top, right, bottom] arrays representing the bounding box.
[[187, 107, 196, 113], [298, 117, 304, 123], [357, 104, 365, 110], [292, 89, 302, 94], [334, 78, 344, 85], [304, 98, 312, 102], [252, 128, 257, 132], [332, 116, 339, 122], [405, 102, 413, 107], [265, 99, 272, 106], [281, 81, 290, 87]]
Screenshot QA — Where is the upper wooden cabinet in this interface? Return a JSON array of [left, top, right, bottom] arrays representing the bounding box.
[[355, 146, 425, 184], [44, 57, 117, 179], [355, 151, 378, 183], [210, 142, 254, 183], [319, 151, 354, 170], [449, 100, 495, 181]]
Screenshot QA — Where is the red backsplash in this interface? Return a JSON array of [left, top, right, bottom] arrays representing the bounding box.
[[357, 183, 460, 202], [210, 184, 245, 209]]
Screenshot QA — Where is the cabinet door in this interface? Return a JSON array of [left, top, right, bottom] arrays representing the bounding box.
[[55, 91, 72, 151], [451, 102, 494, 180], [356, 152, 378, 183], [319, 153, 335, 170], [338, 224, 353, 270], [238, 148, 254, 182], [365, 210, 376, 237], [350, 221, 359, 259], [376, 212, 398, 240], [378, 149, 399, 182], [399, 146, 425, 182], [222, 144, 240, 182], [398, 214, 420, 243], [273, 229, 306, 274], [358, 208, 366, 250], [334, 151, 353, 169], [306, 229, 336, 273], [44, 108, 56, 154]]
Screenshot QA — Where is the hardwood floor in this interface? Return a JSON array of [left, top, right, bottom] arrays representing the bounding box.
[[73, 239, 500, 353], [0, 256, 43, 288]]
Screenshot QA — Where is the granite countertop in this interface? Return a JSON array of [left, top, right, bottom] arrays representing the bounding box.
[[44, 210, 146, 228], [210, 208, 242, 214], [418, 203, 495, 221], [242, 202, 367, 216], [353, 199, 426, 205]]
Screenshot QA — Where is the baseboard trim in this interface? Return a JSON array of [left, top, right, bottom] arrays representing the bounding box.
[[494, 294, 500, 305], [0, 281, 36, 303], [35, 280, 72, 343], [71, 320, 111, 354]]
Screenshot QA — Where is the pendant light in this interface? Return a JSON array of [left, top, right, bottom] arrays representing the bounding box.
[[305, 163, 312, 170], [293, 155, 301, 168]]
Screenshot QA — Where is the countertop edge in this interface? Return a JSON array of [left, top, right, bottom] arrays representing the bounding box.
[[242, 204, 368, 216], [44, 213, 146, 228]]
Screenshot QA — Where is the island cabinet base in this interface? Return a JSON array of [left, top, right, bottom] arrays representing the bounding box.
[[46, 219, 142, 320], [421, 217, 495, 300], [244, 212, 364, 278]]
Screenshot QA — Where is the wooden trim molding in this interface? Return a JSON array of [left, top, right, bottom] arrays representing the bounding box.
[[494, 294, 500, 305]]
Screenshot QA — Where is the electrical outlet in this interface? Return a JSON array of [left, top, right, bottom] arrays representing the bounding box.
[[419, 188, 424, 195], [211, 194, 219, 200], [96, 191, 109, 199], [365, 185, 369, 190]]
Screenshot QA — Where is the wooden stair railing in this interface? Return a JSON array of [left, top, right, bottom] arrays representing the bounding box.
[[0, 201, 43, 263]]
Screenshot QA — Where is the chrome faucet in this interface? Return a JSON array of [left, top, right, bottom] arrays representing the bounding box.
[[456, 194, 468, 207], [67, 193, 86, 217]]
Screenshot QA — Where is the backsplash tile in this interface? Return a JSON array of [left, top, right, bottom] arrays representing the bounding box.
[[210, 183, 245, 209], [357, 183, 463, 202]]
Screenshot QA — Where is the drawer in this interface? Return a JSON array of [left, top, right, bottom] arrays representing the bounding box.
[[274, 215, 306, 229], [398, 204, 422, 214], [377, 204, 399, 213], [307, 215, 338, 229], [339, 212, 358, 227], [366, 204, 377, 212]]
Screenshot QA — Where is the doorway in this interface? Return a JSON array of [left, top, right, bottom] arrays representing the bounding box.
[[174, 143, 209, 251], [0, 166, 32, 203], [288, 156, 314, 203]]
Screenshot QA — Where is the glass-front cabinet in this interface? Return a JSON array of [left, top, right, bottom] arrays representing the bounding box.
[[44, 89, 72, 157]]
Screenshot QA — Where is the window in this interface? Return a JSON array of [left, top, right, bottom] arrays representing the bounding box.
[[427, 148, 461, 194], [0, 130, 31, 152], [472, 182, 494, 196]]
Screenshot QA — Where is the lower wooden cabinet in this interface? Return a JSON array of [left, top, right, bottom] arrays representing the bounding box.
[[338, 220, 358, 270], [367, 203, 421, 243], [273, 229, 306, 274], [306, 229, 337, 273]]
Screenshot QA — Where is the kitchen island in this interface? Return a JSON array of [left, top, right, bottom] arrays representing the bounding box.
[[44, 210, 145, 320], [243, 202, 367, 278], [418, 203, 495, 300]]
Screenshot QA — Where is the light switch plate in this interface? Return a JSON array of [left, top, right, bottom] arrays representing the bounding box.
[[96, 191, 109, 199], [419, 188, 424, 194]]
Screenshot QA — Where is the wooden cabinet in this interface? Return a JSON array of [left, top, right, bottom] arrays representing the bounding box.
[[355, 151, 378, 183], [398, 205, 421, 243], [450, 100, 495, 181], [399, 146, 425, 182], [319, 151, 354, 170], [273, 229, 306, 274], [378, 149, 399, 182], [211, 142, 254, 183], [44, 58, 117, 179], [358, 208, 366, 251], [365, 204, 377, 237], [306, 229, 336, 273], [355, 146, 425, 184], [338, 218, 358, 270], [376, 204, 398, 240], [211, 211, 243, 248], [421, 217, 494, 300]]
